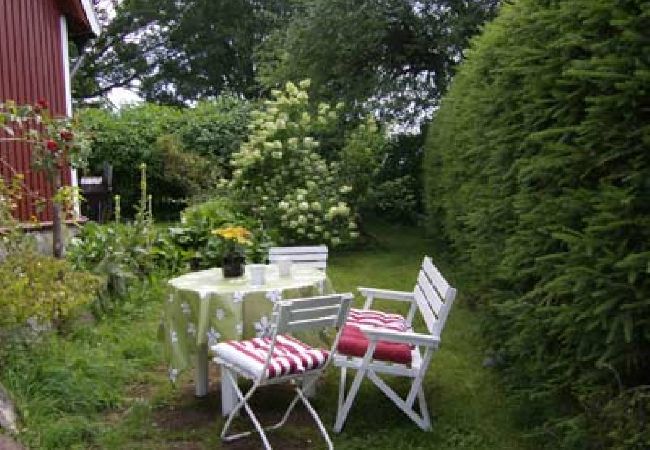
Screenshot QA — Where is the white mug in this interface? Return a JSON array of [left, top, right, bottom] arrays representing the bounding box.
[[249, 264, 266, 286], [277, 258, 292, 278]]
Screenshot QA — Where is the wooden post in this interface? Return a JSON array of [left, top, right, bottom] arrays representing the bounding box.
[[52, 171, 63, 258]]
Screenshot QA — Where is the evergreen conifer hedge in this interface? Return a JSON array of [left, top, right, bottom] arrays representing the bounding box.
[[424, 0, 650, 447]]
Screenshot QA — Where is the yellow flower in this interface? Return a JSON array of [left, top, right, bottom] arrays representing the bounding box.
[[212, 226, 252, 245]]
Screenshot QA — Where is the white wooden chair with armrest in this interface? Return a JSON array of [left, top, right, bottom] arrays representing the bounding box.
[[332, 256, 456, 432], [268, 245, 328, 270], [212, 293, 353, 450]]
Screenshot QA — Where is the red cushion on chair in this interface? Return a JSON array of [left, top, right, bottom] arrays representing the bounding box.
[[337, 324, 412, 365]]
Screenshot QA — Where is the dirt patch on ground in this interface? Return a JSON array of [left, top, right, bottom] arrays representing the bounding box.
[[151, 370, 326, 449], [0, 435, 25, 450]]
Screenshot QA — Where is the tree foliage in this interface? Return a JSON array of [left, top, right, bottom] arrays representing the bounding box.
[[257, 0, 499, 124], [73, 0, 292, 104], [424, 0, 650, 447]]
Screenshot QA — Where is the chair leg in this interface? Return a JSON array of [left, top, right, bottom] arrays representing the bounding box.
[[334, 365, 367, 433], [417, 386, 431, 431], [296, 387, 334, 450], [302, 373, 318, 397], [367, 370, 432, 431], [220, 371, 272, 449], [220, 366, 238, 417], [267, 373, 322, 431], [337, 366, 346, 421]]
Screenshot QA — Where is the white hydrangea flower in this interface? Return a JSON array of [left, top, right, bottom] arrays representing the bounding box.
[[215, 308, 225, 321]]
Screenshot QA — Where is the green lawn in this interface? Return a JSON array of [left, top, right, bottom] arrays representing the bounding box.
[[1, 222, 534, 449]]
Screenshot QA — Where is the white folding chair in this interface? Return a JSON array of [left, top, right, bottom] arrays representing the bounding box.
[[268, 245, 328, 270], [212, 293, 353, 449], [333, 256, 457, 432]]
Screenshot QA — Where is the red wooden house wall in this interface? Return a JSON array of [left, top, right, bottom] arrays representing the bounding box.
[[0, 0, 78, 223]]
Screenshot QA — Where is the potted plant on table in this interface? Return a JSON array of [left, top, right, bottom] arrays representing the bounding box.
[[212, 226, 252, 278]]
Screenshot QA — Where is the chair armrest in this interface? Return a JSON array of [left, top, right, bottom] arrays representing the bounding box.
[[357, 288, 415, 310], [357, 325, 440, 348]]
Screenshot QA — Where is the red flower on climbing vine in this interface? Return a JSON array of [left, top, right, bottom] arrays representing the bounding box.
[[46, 139, 58, 151], [60, 129, 73, 141], [34, 98, 49, 112]]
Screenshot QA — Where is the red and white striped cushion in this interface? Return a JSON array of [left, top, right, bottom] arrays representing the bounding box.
[[213, 335, 329, 379], [347, 308, 409, 332]]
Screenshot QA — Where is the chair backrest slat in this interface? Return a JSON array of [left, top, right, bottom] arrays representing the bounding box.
[[275, 294, 352, 335], [417, 271, 444, 315], [268, 245, 328, 270], [414, 287, 437, 332], [413, 257, 457, 336], [422, 257, 450, 297], [290, 304, 342, 322], [283, 316, 341, 332], [269, 245, 328, 254]]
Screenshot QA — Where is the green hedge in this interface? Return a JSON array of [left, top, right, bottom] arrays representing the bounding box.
[[79, 98, 251, 217], [424, 0, 650, 447]]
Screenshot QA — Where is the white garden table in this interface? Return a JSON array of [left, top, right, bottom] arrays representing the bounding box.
[[162, 264, 331, 415]]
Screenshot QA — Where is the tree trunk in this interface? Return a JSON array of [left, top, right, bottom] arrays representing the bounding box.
[[52, 172, 63, 258]]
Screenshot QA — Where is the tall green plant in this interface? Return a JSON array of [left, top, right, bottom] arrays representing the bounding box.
[[424, 0, 650, 447]]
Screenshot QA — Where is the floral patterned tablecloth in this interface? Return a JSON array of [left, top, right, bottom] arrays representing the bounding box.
[[162, 264, 332, 383]]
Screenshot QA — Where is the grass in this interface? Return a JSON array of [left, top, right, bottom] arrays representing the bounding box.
[[0, 221, 535, 449]]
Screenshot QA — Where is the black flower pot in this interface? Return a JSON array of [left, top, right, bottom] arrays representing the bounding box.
[[222, 252, 245, 278]]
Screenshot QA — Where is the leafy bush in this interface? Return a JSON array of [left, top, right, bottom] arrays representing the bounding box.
[[228, 80, 358, 245], [423, 0, 650, 447], [164, 199, 244, 269], [67, 221, 158, 293], [368, 175, 419, 222], [336, 117, 386, 211], [0, 252, 102, 329], [174, 97, 253, 166], [79, 97, 250, 217]]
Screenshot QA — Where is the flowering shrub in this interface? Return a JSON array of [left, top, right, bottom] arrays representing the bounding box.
[[0, 251, 102, 329], [228, 80, 357, 245]]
